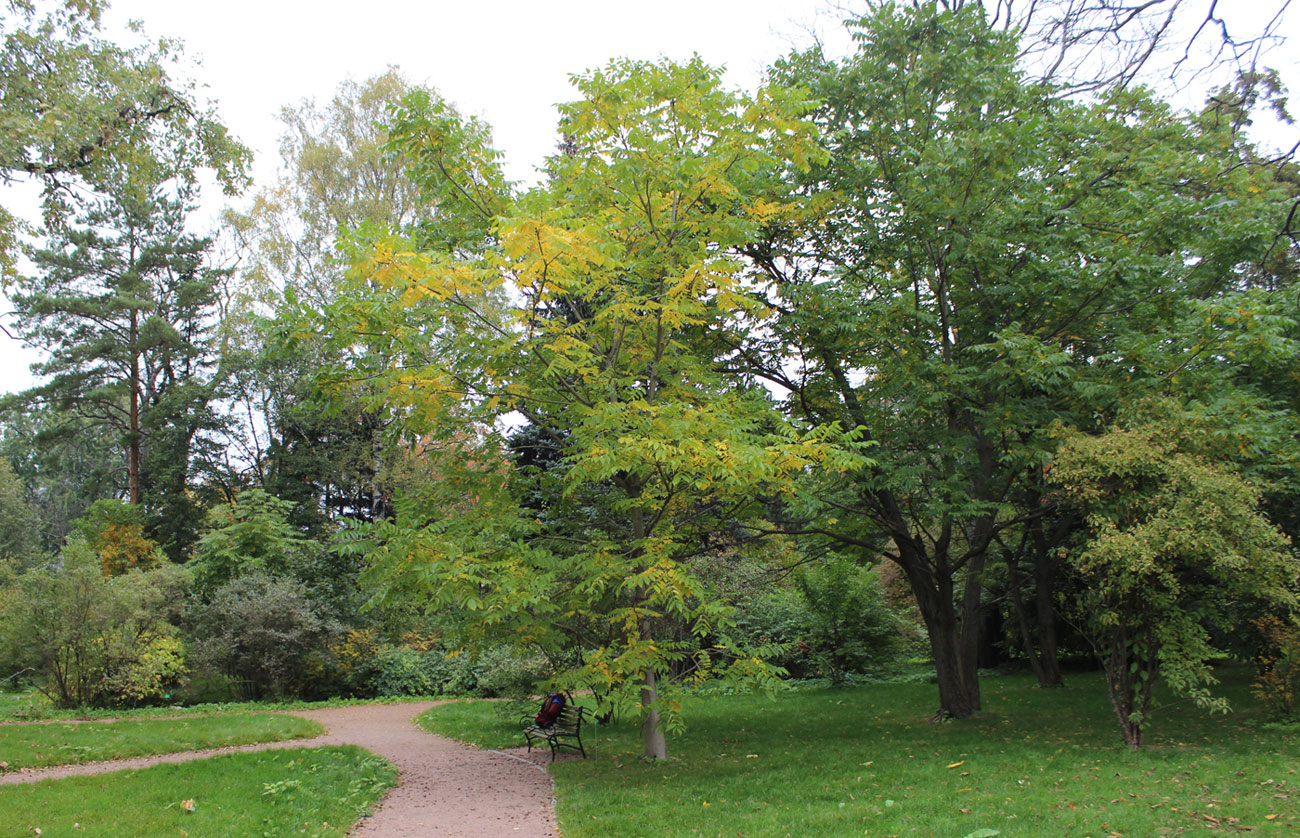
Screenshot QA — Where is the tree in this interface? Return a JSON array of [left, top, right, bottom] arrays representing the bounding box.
[[1049, 416, 1298, 748], [7, 176, 228, 559], [220, 70, 458, 529], [0, 0, 248, 269], [0, 404, 122, 553], [0, 458, 41, 566], [309, 57, 861, 759], [752, 3, 1295, 717], [861, 1, 1294, 96]]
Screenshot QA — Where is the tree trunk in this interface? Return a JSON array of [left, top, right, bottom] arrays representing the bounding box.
[[958, 549, 986, 710], [1101, 627, 1156, 750], [627, 487, 668, 760], [1029, 512, 1065, 687], [1033, 553, 1064, 687], [1006, 550, 1064, 688], [128, 308, 142, 505], [640, 667, 668, 760], [900, 553, 979, 718]]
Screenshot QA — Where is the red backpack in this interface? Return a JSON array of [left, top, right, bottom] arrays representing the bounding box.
[[534, 693, 566, 727]]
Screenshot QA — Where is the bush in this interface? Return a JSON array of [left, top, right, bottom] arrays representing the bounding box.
[[187, 490, 321, 595], [186, 572, 338, 699], [469, 644, 549, 697], [0, 541, 190, 708], [729, 561, 906, 684], [327, 633, 546, 699], [730, 586, 819, 678], [368, 647, 436, 696], [797, 560, 904, 685], [73, 499, 164, 575], [1253, 616, 1300, 719]]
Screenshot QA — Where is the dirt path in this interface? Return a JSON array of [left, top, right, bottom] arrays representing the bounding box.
[[0, 702, 560, 838]]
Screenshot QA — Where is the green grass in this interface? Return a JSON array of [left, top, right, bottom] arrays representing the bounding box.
[[415, 697, 536, 749], [0, 712, 323, 770], [0, 689, 439, 723], [419, 668, 1300, 837], [0, 746, 396, 837]]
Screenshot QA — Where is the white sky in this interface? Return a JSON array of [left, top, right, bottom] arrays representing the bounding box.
[[1, 0, 1297, 397], [110, 0, 852, 194]]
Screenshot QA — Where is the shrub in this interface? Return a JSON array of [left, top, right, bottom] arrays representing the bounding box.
[[73, 499, 164, 575], [797, 560, 904, 685], [1253, 616, 1300, 719], [187, 490, 320, 595], [0, 541, 190, 708], [469, 644, 549, 697], [368, 647, 436, 696], [728, 562, 906, 684], [730, 586, 819, 678], [186, 572, 338, 699]]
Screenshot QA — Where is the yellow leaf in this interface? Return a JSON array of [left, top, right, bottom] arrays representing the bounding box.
[[947, 761, 965, 769]]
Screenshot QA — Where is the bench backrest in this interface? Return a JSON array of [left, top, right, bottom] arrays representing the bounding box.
[[552, 704, 586, 731]]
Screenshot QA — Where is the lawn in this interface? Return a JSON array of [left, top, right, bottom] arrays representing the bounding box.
[[0, 712, 322, 770], [419, 668, 1300, 837], [0, 746, 396, 837]]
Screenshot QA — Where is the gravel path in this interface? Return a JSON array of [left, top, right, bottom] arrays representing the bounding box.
[[0, 701, 560, 838]]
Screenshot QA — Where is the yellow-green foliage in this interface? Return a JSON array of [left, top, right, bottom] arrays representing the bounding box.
[[305, 56, 870, 757], [1050, 418, 1297, 747], [0, 541, 191, 708]]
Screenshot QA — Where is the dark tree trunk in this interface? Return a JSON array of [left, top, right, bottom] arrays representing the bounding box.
[[1005, 550, 1064, 688], [1033, 549, 1064, 686], [958, 548, 987, 708], [900, 551, 980, 719], [128, 308, 142, 506]]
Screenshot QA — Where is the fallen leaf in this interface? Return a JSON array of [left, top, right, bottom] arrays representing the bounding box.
[[948, 761, 966, 769]]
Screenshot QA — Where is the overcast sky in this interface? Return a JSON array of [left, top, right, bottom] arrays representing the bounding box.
[[2, 0, 1297, 396], [106, 0, 853, 191]]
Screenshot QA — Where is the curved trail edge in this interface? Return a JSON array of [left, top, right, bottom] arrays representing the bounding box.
[[1, 701, 562, 838]]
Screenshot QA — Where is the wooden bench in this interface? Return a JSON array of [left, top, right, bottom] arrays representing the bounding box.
[[520, 703, 588, 762]]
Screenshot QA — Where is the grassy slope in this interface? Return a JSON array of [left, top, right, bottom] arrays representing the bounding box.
[[420, 669, 1300, 837], [0, 746, 396, 838], [0, 712, 322, 770]]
